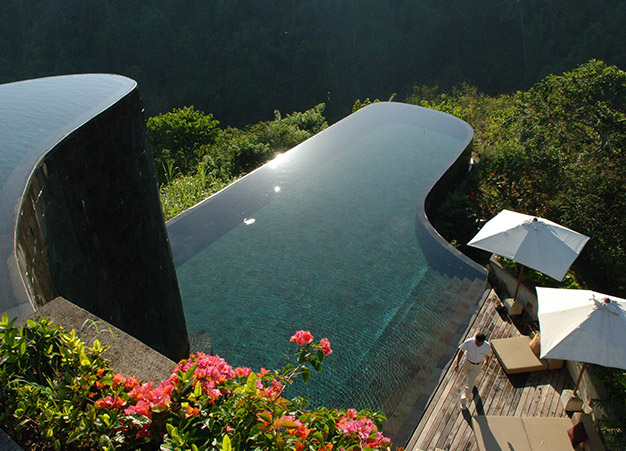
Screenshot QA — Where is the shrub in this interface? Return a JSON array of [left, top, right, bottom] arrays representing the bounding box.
[[0, 316, 394, 450]]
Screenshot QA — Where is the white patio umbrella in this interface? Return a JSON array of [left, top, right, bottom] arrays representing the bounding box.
[[468, 210, 589, 301], [537, 287, 626, 395]]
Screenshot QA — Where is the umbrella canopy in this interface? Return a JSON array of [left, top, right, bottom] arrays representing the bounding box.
[[468, 210, 589, 281], [537, 287, 626, 371]]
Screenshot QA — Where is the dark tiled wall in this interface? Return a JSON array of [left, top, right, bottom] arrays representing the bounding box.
[[15, 89, 189, 361]]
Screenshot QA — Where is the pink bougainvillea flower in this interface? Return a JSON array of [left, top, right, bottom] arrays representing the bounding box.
[[290, 330, 314, 346], [320, 337, 333, 356], [235, 366, 252, 378], [293, 423, 311, 440], [112, 373, 125, 389], [259, 378, 283, 401], [125, 400, 151, 417], [336, 415, 390, 448], [124, 376, 139, 389]]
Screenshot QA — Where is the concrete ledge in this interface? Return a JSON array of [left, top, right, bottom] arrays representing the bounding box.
[[22, 297, 177, 383], [0, 429, 23, 451]]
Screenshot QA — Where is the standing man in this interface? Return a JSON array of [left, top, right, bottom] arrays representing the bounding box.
[[454, 333, 491, 409]]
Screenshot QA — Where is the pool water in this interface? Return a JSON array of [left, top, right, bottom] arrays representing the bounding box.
[[167, 103, 486, 438]]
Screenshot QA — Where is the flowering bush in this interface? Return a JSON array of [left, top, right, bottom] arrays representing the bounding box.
[[0, 317, 395, 451]]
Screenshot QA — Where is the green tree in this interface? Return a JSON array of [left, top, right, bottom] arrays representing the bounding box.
[[146, 106, 219, 182], [476, 60, 626, 294]]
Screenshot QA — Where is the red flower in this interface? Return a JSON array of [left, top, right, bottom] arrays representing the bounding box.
[[320, 338, 333, 356], [290, 330, 314, 346], [95, 396, 126, 410]]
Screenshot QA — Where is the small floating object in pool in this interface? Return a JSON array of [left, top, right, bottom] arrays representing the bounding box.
[[274, 186, 281, 192], [243, 218, 256, 225]]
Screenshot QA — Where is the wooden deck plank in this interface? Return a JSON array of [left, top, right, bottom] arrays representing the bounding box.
[[405, 289, 572, 451]]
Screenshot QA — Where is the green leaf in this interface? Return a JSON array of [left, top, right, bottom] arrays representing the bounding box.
[[302, 367, 310, 383], [151, 405, 168, 413], [312, 431, 324, 442], [194, 380, 203, 397], [282, 363, 294, 376], [310, 356, 322, 372], [257, 411, 271, 423], [220, 434, 232, 451], [245, 372, 258, 395], [278, 419, 299, 428]]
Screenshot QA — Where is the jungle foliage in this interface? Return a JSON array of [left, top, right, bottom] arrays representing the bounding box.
[[3, 0, 626, 126], [408, 60, 626, 298], [151, 104, 328, 219]]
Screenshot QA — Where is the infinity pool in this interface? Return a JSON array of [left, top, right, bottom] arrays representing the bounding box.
[[166, 102, 486, 442]]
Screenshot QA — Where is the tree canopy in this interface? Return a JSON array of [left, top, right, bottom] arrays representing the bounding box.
[[3, 0, 626, 126], [410, 60, 626, 296]]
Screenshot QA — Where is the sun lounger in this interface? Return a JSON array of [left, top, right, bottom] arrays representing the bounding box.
[[472, 414, 605, 451], [491, 336, 563, 374]]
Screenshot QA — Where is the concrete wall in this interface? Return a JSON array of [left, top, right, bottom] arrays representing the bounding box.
[[14, 86, 189, 361], [23, 297, 176, 383]]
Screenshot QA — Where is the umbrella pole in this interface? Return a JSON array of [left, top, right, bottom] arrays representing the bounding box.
[[513, 265, 525, 303], [572, 362, 587, 397]]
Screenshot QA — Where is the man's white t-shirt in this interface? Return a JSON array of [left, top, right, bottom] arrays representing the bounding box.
[[459, 337, 491, 364]]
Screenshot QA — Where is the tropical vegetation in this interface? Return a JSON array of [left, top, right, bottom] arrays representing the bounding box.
[[149, 104, 328, 219], [406, 60, 626, 448], [0, 315, 395, 450], [3, 1, 626, 126]]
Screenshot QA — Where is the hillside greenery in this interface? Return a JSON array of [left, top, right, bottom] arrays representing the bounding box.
[[3, 0, 626, 126], [407, 60, 626, 299], [150, 104, 328, 219]]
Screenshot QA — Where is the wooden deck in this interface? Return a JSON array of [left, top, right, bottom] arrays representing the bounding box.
[[405, 290, 572, 451]]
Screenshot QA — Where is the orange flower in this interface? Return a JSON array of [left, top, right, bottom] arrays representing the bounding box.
[[112, 373, 125, 388], [185, 404, 200, 417], [96, 368, 106, 377]]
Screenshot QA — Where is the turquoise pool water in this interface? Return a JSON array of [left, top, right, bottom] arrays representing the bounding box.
[[167, 103, 486, 440]]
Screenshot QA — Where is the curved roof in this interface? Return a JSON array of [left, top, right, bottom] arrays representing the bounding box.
[[0, 74, 136, 317]]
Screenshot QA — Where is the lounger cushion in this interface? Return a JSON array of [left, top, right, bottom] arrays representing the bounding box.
[[472, 415, 575, 451], [567, 422, 588, 447], [523, 417, 577, 449], [492, 337, 547, 374], [491, 336, 564, 374], [571, 413, 605, 451], [472, 416, 531, 451]]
